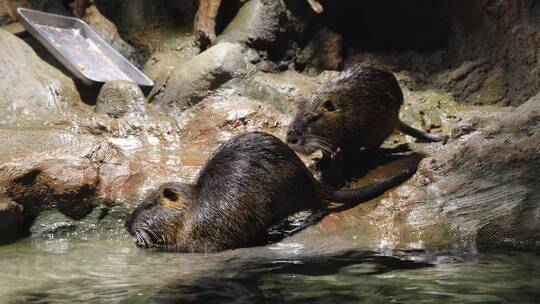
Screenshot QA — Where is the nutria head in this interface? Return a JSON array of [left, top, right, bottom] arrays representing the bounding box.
[[286, 65, 403, 155], [125, 182, 191, 250], [286, 84, 346, 155]]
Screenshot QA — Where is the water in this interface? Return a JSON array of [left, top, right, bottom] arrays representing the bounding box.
[[0, 237, 538, 304]]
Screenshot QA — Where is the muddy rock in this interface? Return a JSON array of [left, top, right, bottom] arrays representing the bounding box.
[[177, 93, 289, 146], [115, 0, 153, 30], [29, 204, 129, 239], [143, 43, 200, 81], [2, 144, 104, 219], [0, 29, 87, 124], [0, 138, 150, 235], [135, 22, 200, 81], [96, 80, 147, 118], [149, 42, 249, 114], [29, 210, 78, 237], [219, 0, 286, 48], [439, 0, 540, 106], [426, 93, 540, 249], [0, 196, 23, 237], [0, 112, 204, 241], [297, 27, 344, 72], [247, 70, 337, 111], [218, 0, 311, 50], [0, 129, 102, 163]]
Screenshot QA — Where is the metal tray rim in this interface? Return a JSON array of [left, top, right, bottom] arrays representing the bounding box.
[[16, 7, 153, 87]]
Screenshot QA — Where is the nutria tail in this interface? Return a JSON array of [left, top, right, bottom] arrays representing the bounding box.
[[397, 121, 448, 143], [329, 164, 417, 206]]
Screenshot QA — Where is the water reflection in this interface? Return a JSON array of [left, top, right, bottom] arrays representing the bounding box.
[[151, 251, 433, 304], [2, 238, 539, 303]]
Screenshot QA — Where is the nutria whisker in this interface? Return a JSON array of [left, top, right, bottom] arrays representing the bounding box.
[[307, 137, 334, 154], [135, 230, 145, 247], [141, 226, 161, 245], [139, 229, 153, 248]]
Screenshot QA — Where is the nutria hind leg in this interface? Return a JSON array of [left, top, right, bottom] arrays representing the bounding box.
[[398, 121, 448, 143], [262, 209, 327, 245]]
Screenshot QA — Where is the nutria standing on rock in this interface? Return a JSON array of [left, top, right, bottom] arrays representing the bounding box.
[[125, 132, 416, 253], [286, 65, 447, 184]]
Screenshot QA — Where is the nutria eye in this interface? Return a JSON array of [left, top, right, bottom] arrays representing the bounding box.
[[323, 100, 335, 111], [163, 188, 178, 201]]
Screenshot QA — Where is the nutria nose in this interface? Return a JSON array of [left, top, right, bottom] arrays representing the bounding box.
[[287, 130, 299, 144]]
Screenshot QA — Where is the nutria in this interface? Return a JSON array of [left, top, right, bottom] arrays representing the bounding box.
[[287, 65, 447, 155], [125, 131, 416, 253], [286, 65, 446, 184]]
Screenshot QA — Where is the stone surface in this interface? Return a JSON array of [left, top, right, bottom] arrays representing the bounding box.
[[297, 27, 344, 72], [115, 0, 153, 30], [96, 80, 147, 118], [149, 42, 249, 114], [0, 129, 165, 238], [439, 0, 540, 106], [218, 0, 287, 48], [421, 94, 540, 249], [218, 0, 312, 51], [0, 196, 23, 236], [0, 29, 87, 124], [142, 44, 200, 81]]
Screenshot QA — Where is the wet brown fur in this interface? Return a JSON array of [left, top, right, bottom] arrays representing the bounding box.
[[125, 132, 416, 253], [287, 65, 444, 156], [126, 132, 327, 252]]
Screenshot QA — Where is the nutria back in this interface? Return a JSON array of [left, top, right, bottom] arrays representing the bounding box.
[[189, 132, 325, 249], [287, 65, 403, 155]]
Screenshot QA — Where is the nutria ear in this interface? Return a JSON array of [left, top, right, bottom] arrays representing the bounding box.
[[162, 188, 179, 202]]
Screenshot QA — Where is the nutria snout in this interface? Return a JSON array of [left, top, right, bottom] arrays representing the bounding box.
[[126, 131, 416, 253]]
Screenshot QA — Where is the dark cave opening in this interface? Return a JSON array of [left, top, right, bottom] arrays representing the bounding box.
[[318, 0, 451, 53]]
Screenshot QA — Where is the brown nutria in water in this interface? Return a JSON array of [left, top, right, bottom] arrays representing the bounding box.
[[125, 131, 416, 253], [286, 65, 447, 156]]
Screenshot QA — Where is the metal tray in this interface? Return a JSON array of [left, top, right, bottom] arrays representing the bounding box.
[[17, 8, 153, 87]]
